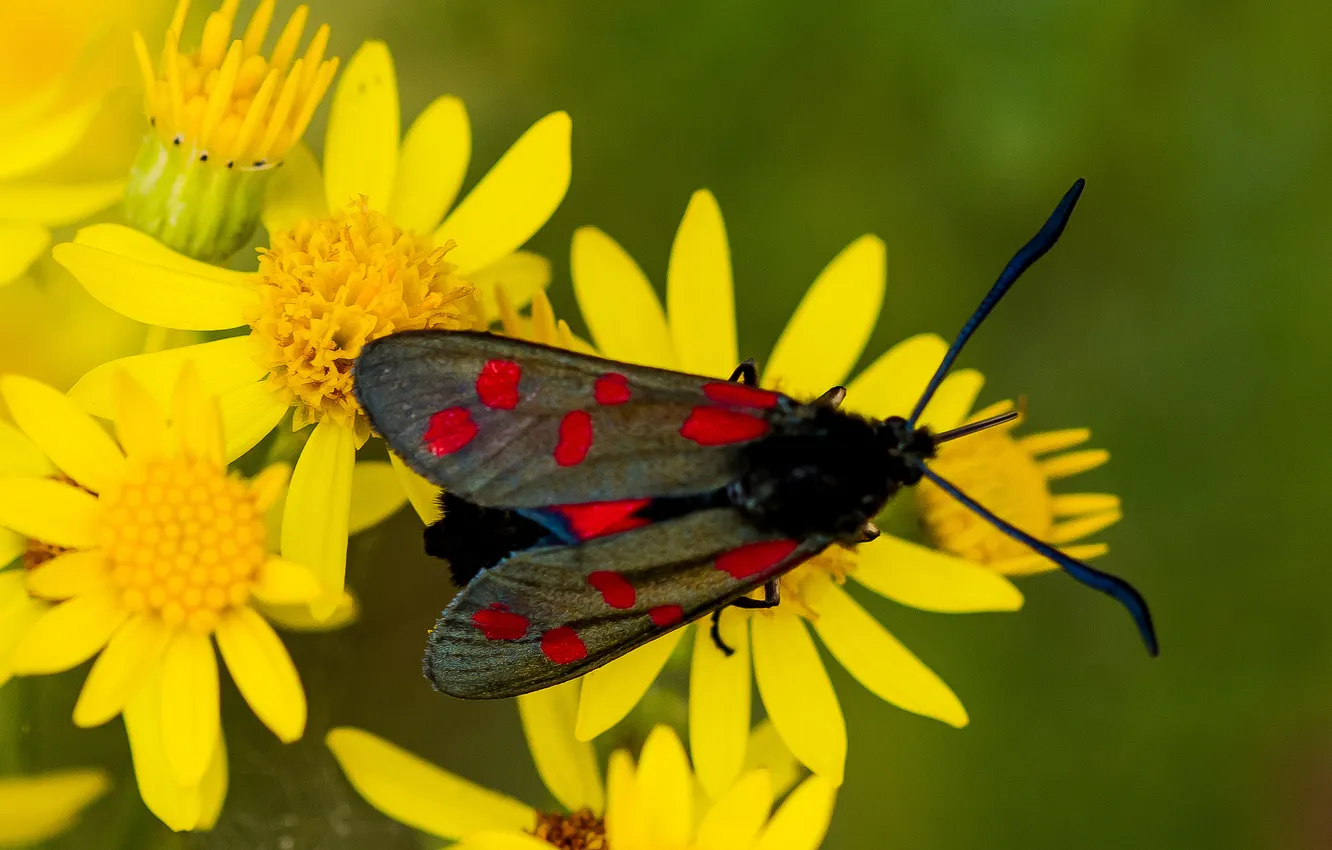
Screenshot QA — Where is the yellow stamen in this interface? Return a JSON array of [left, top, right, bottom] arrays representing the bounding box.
[[137, 0, 337, 168], [99, 456, 267, 634], [741, 546, 856, 623], [247, 199, 484, 445]]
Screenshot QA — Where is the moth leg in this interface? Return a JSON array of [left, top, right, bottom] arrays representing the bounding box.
[[729, 359, 758, 386], [857, 521, 881, 543], [815, 385, 847, 409], [728, 579, 781, 610], [710, 609, 736, 657]]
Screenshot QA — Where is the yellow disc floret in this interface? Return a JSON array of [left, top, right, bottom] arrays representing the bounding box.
[[247, 199, 484, 444], [133, 0, 338, 167], [100, 457, 267, 634]]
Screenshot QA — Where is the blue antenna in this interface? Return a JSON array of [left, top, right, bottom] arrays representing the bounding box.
[[908, 178, 1086, 429], [916, 464, 1158, 656]]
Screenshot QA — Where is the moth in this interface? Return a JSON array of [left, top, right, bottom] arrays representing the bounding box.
[[354, 178, 1157, 700]]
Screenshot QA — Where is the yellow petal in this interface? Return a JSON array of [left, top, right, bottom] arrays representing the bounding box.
[[435, 112, 571, 275], [262, 141, 328, 235], [280, 420, 355, 618], [257, 591, 359, 632], [0, 419, 55, 477], [471, 251, 551, 325], [252, 557, 324, 605], [842, 333, 949, 419], [74, 614, 172, 728], [0, 95, 100, 180], [690, 613, 751, 799], [323, 41, 399, 211], [1051, 493, 1121, 516], [805, 574, 968, 727], [570, 226, 675, 368], [390, 452, 442, 524], [1039, 449, 1110, 480], [0, 179, 125, 227], [170, 363, 224, 464], [916, 368, 985, 431], [667, 190, 736, 377], [851, 535, 1023, 612], [0, 222, 49, 284], [742, 721, 801, 800], [53, 226, 255, 330], [696, 769, 773, 850], [1048, 510, 1121, 544], [348, 461, 407, 534], [249, 462, 290, 513], [112, 370, 169, 460], [1, 373, 124, 493], [455, 832, 556, 850], [575, 631, 682, 741], [0, 768, 109, 846], [123, 668, 204, 831], [1019, 428, 1090, 456], [750, 613, 845, 785], [0, 528, 24, 568], [0, 575, 47, 687], [0, 477, 98, 547], [517, 681, 604, 815], [390, 95, 471, 233], [326, 726, 534, 840], [215, 606, 306, 742], [753, 775, 836, 850], [764, 235, 885, 399], [160, 631, 221, 786], [220, 381, 289, 463], [70, 336, 264, 419], [12, 588, 127, 675], [194, 724, 229, 830], [991, 542, 1108, 577], [636, 725, 693, 847], [604, 749, 648, 850], [25, 549, 109, 600]]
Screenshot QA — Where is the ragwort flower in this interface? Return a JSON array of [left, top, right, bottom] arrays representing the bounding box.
[[54, 39, 572, 616], [0, 768, 108, 847], [328, 682, 835, 850], [567, 190, 1025, 791], [0, 367, 323, 831], [0, 0, 168, 284]]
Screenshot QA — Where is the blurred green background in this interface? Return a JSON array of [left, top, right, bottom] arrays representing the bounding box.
[[11, 0, 1332, 847]]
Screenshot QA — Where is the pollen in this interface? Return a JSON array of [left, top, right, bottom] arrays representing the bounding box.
[[531, 810, 607, 850], [133, 0, 338, 168], [771, 546, 857, 621], [98, 457, 268, 634], [915, 401, 1122, 573], [247, 199, 484, 444]]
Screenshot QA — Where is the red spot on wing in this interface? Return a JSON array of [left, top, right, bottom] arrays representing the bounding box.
[[594, 372, 632, 405], [476, 359, 522, 409], [588, 571, 636, 608], [424, 407, 478, 455], [471, 603, 529, 640], [649, 604, 684, 627], [541, 626, 588, 664], [716, 539, 800, 579], [553, 498, 652, 540], [554, 410, 593, 466], [680, 407, 769, 446], [703, 381, 780, 409]]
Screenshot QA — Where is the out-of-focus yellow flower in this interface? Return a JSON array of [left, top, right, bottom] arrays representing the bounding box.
[[328, 683, 835, 850], [53, 39, 573, 616], [0, 367, 328, 831], [919, 399, 1120, 575], [0, 0, 169, 284], [124, 0, 339, 261], [567, 190, 1025, 792], [0, 768, 108, 847]]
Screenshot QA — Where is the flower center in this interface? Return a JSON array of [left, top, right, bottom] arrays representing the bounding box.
[[915, 419, 1051, 564], [768, 546, 858, 620], [135, 0, 338, 168], [247, 199, 483, 443], [98, 457, 267, 633], [531, 810, 607, 850]]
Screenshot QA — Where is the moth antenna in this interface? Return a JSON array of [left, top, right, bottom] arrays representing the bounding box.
[[913, 461, 1158, 656], [907, 179, 1085, 429], [932, 409, 1019, 444]]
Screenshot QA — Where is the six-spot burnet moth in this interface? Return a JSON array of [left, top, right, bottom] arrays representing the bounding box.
[[353, 178, 1157, 700]]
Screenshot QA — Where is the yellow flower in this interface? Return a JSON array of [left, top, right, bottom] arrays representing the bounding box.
[[918, 399, 1121, 575], [53, 39, 573, 615], [0, 367, 326, 831], [566, 190, 1025, 791], [124, 0, 340, 261], [328, 683, 835, 850], [0, 768, 108, 847], [0, 0, 170, 284]]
